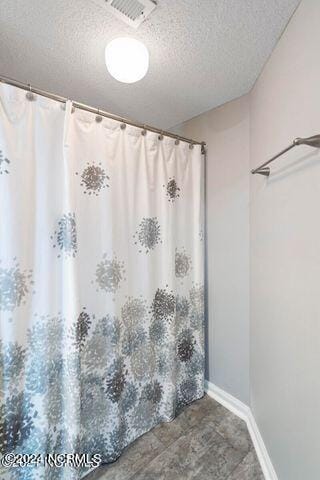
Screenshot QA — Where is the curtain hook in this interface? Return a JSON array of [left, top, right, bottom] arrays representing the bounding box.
[[175, 137, 180, 145], [141, 125, 147, 136], [26, 83, 35, 101], [120, 122, 126, 130], [96, 108, 102, 123], [189, 143, 194, 150], [71, 102, 75, 114], [158, 131, 164, 141]]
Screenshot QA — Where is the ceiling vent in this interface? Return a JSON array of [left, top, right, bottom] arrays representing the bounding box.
[[93, 0, 157, 28]]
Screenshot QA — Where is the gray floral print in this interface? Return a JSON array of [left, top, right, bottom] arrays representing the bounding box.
[[176, 295, 190, 321], [157, 349, 175, 378], [149, 319, 167, 345], [26, 357, 48, 395], [0, 260, 33, 311], [0, 341, 26, 383], [121, 297, 147, 329], [99, 314, 121, 345], [164, 177, 180, 202], [131, 344, 155, 380], [187, 350, 204, 376], [121, 383, 138, 413], [134, 217, 161, 253], [175, 248, 192, 278], [0, 392, 36, 452], [76, 162, 110, 195], [178, 378, 199, 407], [104, 358, 128, 402], [108, 421, 127, 460], [142, 380, 163, 404], [151, 287, 175, 322], [52, 212, 77, 258], [95, 254, 125, 294], [190, 284, 204, 314], [0, 150, 10, 175], [122, 326, 146, 355], [189, 284, 205, 328], [69, 309, 92, 351], [131, 400, 155, 435], [0, 283, 204, 477], [177, 328, 195, 362]]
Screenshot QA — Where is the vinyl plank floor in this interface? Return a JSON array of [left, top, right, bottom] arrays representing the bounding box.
[[86, 395, 264, 480]]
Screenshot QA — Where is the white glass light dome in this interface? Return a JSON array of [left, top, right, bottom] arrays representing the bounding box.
[[105, 37, 149, 84]]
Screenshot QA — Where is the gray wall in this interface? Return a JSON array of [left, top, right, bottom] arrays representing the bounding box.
[[176, 1, 320, 478], [250, 1, 320, 478], [175, 96, 250, 405]]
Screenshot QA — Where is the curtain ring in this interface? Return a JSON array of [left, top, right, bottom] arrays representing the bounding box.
[[189, 143, 194, 150], [26, 84, 35, 101], [158, 131, 164, 141], [95, 108, 102, 123], [141, 125, 147, 136], [175, 137, 180, 145], [120, 122, 126, 130]]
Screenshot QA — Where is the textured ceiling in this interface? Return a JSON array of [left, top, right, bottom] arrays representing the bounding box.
[[0, 0, 300, 129]]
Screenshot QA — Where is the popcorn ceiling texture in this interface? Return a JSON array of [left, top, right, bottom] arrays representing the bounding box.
[[0, 0, 299, 129]]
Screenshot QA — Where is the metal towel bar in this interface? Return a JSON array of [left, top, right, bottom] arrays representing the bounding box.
[[251, 134, 320, 176]]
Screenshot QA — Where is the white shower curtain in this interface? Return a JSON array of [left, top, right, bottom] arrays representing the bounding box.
[[0, 83, 204, 480]]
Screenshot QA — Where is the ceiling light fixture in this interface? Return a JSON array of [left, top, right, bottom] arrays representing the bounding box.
[[105, 37, 149, 84]]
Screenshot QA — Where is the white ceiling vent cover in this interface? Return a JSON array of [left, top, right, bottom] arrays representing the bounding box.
[[93, 0, 157, 28]]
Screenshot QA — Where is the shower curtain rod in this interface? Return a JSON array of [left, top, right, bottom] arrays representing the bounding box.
[[0, 74, 206, 151]]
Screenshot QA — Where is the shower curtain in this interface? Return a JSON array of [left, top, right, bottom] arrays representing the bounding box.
[[0, 83, 204, 480]]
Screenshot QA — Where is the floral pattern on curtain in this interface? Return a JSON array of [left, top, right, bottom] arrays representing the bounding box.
[[0, 84, 204, 480]]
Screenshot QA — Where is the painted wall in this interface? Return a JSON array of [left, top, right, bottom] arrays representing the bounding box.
[[177, 1, 320, 478], [175, 95, 250, 405], [250, 1, 320, 478]]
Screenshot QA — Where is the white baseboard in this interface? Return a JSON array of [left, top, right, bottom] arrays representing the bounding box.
[[204, 380, 278, 480]]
